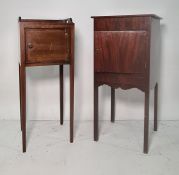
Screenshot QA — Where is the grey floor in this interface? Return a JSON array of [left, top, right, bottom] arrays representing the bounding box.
[[0, 120, 179, 175]]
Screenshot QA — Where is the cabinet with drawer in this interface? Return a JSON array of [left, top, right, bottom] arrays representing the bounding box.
[[92, 14, 161, 153]]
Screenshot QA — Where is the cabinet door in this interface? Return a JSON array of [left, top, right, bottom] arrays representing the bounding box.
[[25, 28, 70, 63], [94, 31, 147, 73]]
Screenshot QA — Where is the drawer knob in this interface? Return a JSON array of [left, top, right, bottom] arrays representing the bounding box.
[[27, 43, 33, 49], [95, 48, 101, 52]]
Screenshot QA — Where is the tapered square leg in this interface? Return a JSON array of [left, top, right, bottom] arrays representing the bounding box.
[[154, 83, 158, 131], [144, 91, 149, 154], [60, 65, 63, 125], [19, 64, 22, 131], [111, 88, 115, 122], [70, 64, 74, 143], [94, 84, 99, 141], [20, 65, 26, 153]]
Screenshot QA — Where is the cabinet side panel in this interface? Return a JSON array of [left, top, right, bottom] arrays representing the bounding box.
[[19, 23, 25, 65], [150, 18, 161, 89]]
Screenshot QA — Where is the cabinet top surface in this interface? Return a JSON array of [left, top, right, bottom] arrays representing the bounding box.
[[91, 14, 162, 19]]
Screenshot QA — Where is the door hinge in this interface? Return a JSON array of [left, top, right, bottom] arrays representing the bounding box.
[[65, 29, 70, 60]]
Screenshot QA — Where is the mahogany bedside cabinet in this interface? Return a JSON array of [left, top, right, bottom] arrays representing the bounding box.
[[19, 17, 74, 152], [92, 14, 161, 153]]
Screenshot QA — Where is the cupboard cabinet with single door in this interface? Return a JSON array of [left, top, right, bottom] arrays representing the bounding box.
[[19, 17, 74, 152]]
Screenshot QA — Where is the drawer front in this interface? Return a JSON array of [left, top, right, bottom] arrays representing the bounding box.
[[94, 17, 150, 31], [25, 28, 70, 63], [94, 31, 147, 73]]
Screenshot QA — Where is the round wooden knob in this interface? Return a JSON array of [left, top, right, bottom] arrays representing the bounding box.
[[28, 43, 33, 49]]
